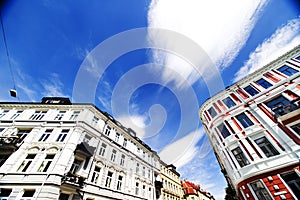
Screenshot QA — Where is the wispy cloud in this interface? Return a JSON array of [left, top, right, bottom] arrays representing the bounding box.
[[41, 73, 66, 97], [118, 114, 148, 138], [148, 0, 268, 88], [159, 128, 204, 168], [179, 149, 227, 200], [233, 17, 300, 82]]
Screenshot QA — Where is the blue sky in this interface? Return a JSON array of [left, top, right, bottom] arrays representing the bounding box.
[[1, 1, 300, 199]]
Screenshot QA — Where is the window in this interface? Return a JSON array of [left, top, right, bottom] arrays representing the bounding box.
[[105, 171, 113, 187], [148, 188, 152, 198], [58, 193, 70, 200], [0, 188, 12, 198], [222, 97, 236, 108], [29, 111, 47, 120], [0, 110, 8, 119], [18, 154, 36, 172], [120, 154, 125, 166], [148, 169, 151, 179], [291, 123, 300, 135], [256, 78, 272, 89], [17, 129, 31, 141], [115, 133, 120, 142], [104, 126, 111, 136], [207, 107, 217, 118], [135, 182, 139, 195], [136, 163, 140, 173], [117, 175, 123, 191], [56, 129, 69, 142], [92, 116, 98, 125], [39, 129, 52, 142], [0, 128, 4, 135], [265, 95, 297, 116], [99, 143, 107, 157], [280, 171, 300, 198], [250, 180, 272, 200], [254, 136, 279, 157], [91, 166, 101, 184], [70, 158, 82, 174], [277, 65, 298, 76], [236, 113, 254, 128], [54, 111, 66, 120], [142, 166, 146, 177], [38, 154, 55, 172], [244, 85, 259, 96], [142, 185, 146, 197], [231, 147, 249, 167], [69, 111, 80, 120], [111, 149, 117, 162], [10, 111, 22, 119], [123, 138, 127, 147], [217, 123, 231, 138], [0, 154, 10, 167], [22, 189, 36, 198]]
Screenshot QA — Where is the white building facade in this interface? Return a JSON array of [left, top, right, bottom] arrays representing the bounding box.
[[199, 46, 300, 199], [0, 97, 162, 200]]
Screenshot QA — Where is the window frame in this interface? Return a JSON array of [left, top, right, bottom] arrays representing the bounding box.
[[236, 113, 254, 128], [249, 180, 272, 200], [207, 106, 217, 118], [244, 85, 259, 96], [254, 136, 279, 158], [217, 123, 231, 139], [231, 147, 250, 167], [277, 65, 298, 76], [256, 78, 272, 89], [222, 96, 236, 108]]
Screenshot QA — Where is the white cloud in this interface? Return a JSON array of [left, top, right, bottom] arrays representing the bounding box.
[[179, 149, 227, 200], [233, 17, 300, 82], [148, 0, 268, 88], [42, 73, 66, 97], [159, 128, 204, 168], [117, 114, 148, 138]]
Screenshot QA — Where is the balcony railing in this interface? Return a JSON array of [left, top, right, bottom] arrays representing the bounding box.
[[271, 103, 299, 117], [61, 172, 86, 188], [0, 136, 23, 149]]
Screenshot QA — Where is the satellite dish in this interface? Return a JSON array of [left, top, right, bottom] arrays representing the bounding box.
[[10, 89, 17, 97]]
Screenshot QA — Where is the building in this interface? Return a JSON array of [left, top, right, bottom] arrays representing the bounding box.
[[160, 163, 183, 200], [0, 97, 163, 199], [181, 180, 214, 200], [199, 46, 300, 199]]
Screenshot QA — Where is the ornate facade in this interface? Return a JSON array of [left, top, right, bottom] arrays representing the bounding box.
[[199, 46, 300, 199], [0, 97, 162, 199], [160, 163, 184, 200]]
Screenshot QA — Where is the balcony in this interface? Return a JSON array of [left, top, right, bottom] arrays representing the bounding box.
[[271, 103, 300, 123], [61, 172, 86, 188], [155, 180, 163, 189], [0, 136, 22, 149]]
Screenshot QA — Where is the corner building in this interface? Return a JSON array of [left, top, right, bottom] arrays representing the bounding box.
[[199, 46, 300, 200], [0, 97, 162, 199]]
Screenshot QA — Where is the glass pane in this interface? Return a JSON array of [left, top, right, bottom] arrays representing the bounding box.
[[244, 85, 259, 96], [208, 107, 217, 118], [277, 65, 298, 76], [256, 78, 272, 89], [217, 124, 231, 138], [281, 171, 300, 198], [236, 113, 253, 128], [222, 97, 236, 108]]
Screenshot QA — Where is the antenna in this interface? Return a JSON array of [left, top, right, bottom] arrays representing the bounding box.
[[0, 11, 19, 99]]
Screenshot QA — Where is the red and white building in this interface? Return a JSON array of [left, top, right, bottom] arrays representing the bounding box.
[[199, 46, 300, 200], [181, 180, 214, 200]]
